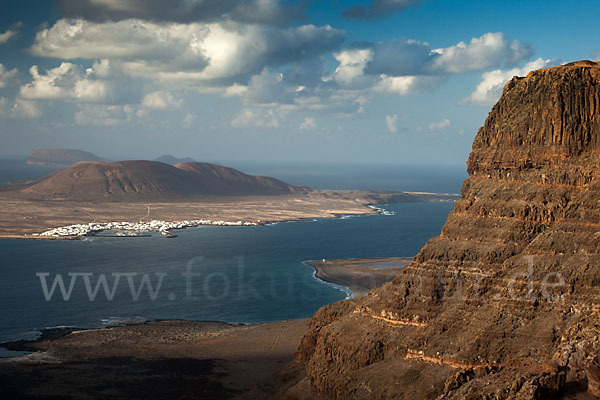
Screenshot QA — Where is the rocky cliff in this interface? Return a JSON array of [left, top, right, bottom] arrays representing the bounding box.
[[282, 61, 600, 399]]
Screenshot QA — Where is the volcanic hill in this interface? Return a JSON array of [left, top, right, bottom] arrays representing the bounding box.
[[154, 154, 197, 165], [26, 148, 104, 166], [277, 61, 600, 398], [19, 160, 300, 200]]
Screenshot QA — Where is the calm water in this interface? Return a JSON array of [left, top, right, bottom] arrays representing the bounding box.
[[0, 160, 463, 343], [0, 202, 453, 343]]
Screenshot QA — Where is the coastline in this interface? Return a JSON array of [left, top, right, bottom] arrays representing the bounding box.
[[0, 318, 311, 399], [306, 257, 411, 298], [0, 256, 414, 396], [0, 190, 458, 239]]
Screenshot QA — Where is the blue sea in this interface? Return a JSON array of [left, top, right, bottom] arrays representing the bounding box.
[[0, 161, 465, 345]]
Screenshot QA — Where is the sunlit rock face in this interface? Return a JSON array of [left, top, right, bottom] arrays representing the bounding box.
[[287, 61, 600, 399]]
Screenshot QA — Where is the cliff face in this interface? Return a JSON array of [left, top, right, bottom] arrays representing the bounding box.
[[286, 61, 600, 399]]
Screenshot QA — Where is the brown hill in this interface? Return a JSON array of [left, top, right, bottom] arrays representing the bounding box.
[[278, 61, 600, 398], [26, 149, 104, 166], [20, 160, 300, 200], [154, 154, 196, 164]]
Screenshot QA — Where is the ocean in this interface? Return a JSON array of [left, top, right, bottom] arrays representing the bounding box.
[[0, 161, 465, 344]]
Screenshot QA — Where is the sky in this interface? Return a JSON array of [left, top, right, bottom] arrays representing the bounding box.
[[0, 0, 599, 165]]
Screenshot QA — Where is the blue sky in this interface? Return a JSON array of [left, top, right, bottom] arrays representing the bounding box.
[[0, 0, 598, 165]]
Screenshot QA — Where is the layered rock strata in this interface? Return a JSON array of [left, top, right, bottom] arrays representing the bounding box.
[[286, 61, 600, 399]]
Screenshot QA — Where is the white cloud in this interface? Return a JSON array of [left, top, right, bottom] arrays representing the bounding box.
[[224, 84, 248, 97], [142, 91, 182, 109], [30, 19, 344, 85], [231, 108, 281, 128], [430, 32, 533, 74], [0, 23, 21, 45], [465, 58, 558, 105], [333, 49, 373, 85], [0, 64, 18, 88], [19, 60, 142, 105], [74, 104, 134, 126], [429, 118, 450, 132], [226, 67, 367, 116], [11, 99, 40, 119], [330, 32, 533, 99], [19, 63, 112, 102], [299, 117, 316, 130], [181, 113, 197, 128], [376, 74, 443, 95], [385, 114, 398, 133], [363, 33, 533, 78], [241, 69, 289, 104]]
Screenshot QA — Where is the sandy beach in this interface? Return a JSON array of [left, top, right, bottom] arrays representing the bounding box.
[[306, 257, 411, 297]]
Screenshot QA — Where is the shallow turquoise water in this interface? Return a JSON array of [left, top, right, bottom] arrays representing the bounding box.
[[0, 202, 453, 342]]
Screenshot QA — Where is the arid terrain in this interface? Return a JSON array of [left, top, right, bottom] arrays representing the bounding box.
[[0, 257, 409, 399], [0, 177, 457, 238], [0, 319, 310, 399], [269, 61, 600, 399]]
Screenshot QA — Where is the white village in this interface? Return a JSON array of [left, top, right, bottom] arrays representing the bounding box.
[[36, 219, 258, 238]]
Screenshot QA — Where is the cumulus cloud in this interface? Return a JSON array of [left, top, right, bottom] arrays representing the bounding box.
[[225, 64, 366, 116], [0, 64, 18, 88], [231, 108, 281, 128], [299, 117, 316, 130], [375, 74, 443, 95], [385, 114, 398, 133], [465, 58, 558, 105], [181, 113, 197, 128], [0, 22, 22, 45], [332, 49, 373, 85], [19, 62, 119, 103], [142, 91, 182, 109], [429, 33, 534, 74], [327, 32, 534, 100], [11, 98, 40, 119], [429, 118, 450, 132], [18, 59, 147, 106], [343, 0, 421, 19], [241, 69, 290, 104], [59, 0, 305, 25], [363, 33, 533, 79], [74, 104, 135, 126], [30, 19, 344, 85]]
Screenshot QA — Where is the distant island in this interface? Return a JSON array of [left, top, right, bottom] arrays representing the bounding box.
[[26, 149, 105, 166], [21, 160, 300, 200], [0, 159, 458, 238], [154, 154, 197, 164]]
